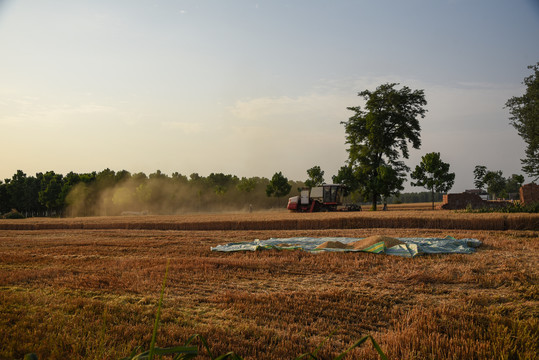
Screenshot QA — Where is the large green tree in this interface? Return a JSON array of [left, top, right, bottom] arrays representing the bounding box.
[[332, 165, 359, 197], [505, 62, 539, 181], [410, 152, 455, 210], [304, 166, 325, 188], [266, 172, 292, 200], [342, 83, 427, 210], [38, 171, 64, 215]]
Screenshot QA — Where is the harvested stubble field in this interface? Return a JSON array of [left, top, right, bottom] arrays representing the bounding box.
[[0, 211, 538, 359]]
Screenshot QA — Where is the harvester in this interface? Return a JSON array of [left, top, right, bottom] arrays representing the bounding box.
[[286, 184, 361, 212]]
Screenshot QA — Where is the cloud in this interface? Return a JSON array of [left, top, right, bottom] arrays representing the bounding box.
[[227, 92, 352, 126], [0, 92, 116, 127], [161, 121, 205, 134]]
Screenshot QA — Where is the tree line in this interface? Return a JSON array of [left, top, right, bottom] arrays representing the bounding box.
[[0, 169, 304, 217], [0, 166, 461, 218]]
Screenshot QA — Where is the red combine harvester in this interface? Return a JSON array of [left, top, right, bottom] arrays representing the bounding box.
[[286, 184, 361, 212]]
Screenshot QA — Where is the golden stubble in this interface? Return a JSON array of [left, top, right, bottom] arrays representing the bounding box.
[[0, 214, 537, 359]]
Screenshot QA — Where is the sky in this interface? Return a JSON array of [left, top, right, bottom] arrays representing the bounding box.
[[1, 0, 538, 193]]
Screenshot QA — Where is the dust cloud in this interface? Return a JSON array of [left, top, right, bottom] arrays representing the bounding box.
[[65, 175, 298, 217]]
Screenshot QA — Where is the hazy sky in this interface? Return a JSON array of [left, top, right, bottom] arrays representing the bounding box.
[[1, 0, 538, 192]]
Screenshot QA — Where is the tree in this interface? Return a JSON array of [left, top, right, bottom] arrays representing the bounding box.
[[332, 165, 359, 197], [483, 171, 506, 199], [115, 170, 131, 182], [506, 174, 525, 194], [410, 152, 455, 210], [0, 180, 10, 214], [171, 172, 188, 184], [505, 62, 539, 181], [206, 173, 238, 196], [473, 165, 488, 190], [5, 170, 28, 212], [25, 174, 44, 215], [342, 83, 427, 210], [38, 171, 64, 215], [304, 166, 325, 188], [237, 177, 258, 193], [132, 172, 148, 184], [149, 170, 168, 180], [266, 172, 291, 200]]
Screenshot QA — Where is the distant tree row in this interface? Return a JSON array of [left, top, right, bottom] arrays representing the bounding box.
[[473, 166, 525, 200], [387, 192, 444, 204], [0, 169, 304, 217], [1, 167, 463, 217]]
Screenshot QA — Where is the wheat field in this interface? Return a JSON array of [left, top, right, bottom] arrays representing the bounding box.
[[0, 209, 537, 231], [0, 210, 538, 359]]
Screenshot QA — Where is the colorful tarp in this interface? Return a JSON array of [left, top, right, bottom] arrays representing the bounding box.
[[210, 236, 482, 258]]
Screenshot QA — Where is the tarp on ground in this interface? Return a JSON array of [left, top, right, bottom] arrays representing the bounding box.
[[210, 236, 482, 258]]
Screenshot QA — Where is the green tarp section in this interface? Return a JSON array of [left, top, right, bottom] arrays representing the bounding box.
[[211, 236, 482, 258]]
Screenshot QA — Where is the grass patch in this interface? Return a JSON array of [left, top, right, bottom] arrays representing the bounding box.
[[463, 202, 539, 213]]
